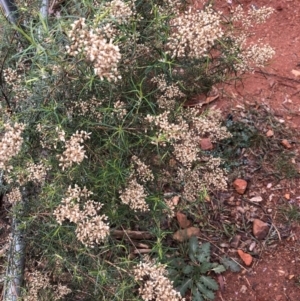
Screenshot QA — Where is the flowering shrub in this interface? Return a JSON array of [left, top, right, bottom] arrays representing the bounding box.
[[0, 1, 275, 300]]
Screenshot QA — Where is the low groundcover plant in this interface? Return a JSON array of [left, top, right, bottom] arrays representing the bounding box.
[[0, 0, 274, 300]]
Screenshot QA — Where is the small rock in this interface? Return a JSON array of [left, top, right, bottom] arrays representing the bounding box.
[[200, 138, 213, 150], [267, 183, 272, 189], [173, 227, 201, 242], [281, 139, 292, 149], [176, 212, 192, 229], [291, 69, 300, 77], [240, 284, 247, 293], [233, 179, 247, 195], [248, 241, 256, 252], [237, 249, 253, 266], [249, 196, 263, 203], [266, 129, 274, 137], [253, 219, 270, 240], [230, 234, 241, 248]]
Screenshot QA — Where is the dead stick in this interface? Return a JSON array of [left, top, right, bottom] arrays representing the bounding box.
[[111, 229, 154, 240]]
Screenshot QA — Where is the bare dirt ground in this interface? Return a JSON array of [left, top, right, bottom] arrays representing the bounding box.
[[207, 0, 300, 300]]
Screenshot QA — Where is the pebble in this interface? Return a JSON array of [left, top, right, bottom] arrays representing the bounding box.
[[267, 183, 272, 189], [249, 241, 256, 252], [266, 129, 274, 137], [237, 249, 253, 266], [250, 196, 263, 202], [253, 219, 270, 240], [281, 139, 292, 149], [233, 179, 248, 195]]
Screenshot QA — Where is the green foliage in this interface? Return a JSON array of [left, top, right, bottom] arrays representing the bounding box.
[[0, 0, 274, 299], [169, 237, 231, 300], [220, 256, 241, 273]]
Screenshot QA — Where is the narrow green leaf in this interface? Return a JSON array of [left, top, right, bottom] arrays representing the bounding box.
[[200, 275, 219, 291]]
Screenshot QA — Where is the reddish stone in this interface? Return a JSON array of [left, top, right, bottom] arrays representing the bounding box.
[[233, 179, 247, 195], [253, 219, 270, 240], [237, 249, 253, 266], [281, 139, 292, 149]]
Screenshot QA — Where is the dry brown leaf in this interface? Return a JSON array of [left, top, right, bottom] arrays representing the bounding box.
[[176, 212, 191, 229], [173, 227, 201, 242], [205, 94, 219, 104]]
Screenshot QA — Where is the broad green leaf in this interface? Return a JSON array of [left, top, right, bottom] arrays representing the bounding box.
[[189, 252, 196, 262], [192, 287, 204, 301], [220, 256, 241, 272], [182, 265, 194, 275], [199, 261, 213, 274], [197, 242, 211, 263], [189, 236, 199, 255], [196, 281, 215, 300], [178, 278, 192, 296], [212, 264, 226, 274], [200, 275, 219, 291]]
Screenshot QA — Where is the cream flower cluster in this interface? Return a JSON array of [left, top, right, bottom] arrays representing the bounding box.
[[7, 187, 22, 204], [235, 43, 275, 71], [24, 270, 71, 301], [68, 96, 103, 121], [58, 130, 91, 170], [54, 185, 109, 247], [167, 6, 223, 58], [133, 257, 184, 301], [0, 122, 25, 171], [146, 108, 231, 167], [177, 157, 227, 202], [3, 67, 30, 104], [228, 5, 275, 71], [66, 18, 121, 81], [113, 100, 127, 119], [232, 5, 274, 27], [26, 162, 48, 184], [131, 155, 154, 183], [119, 177, 149, 211], [151, 75, 185, 109], [103, 0, 134, 24]]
